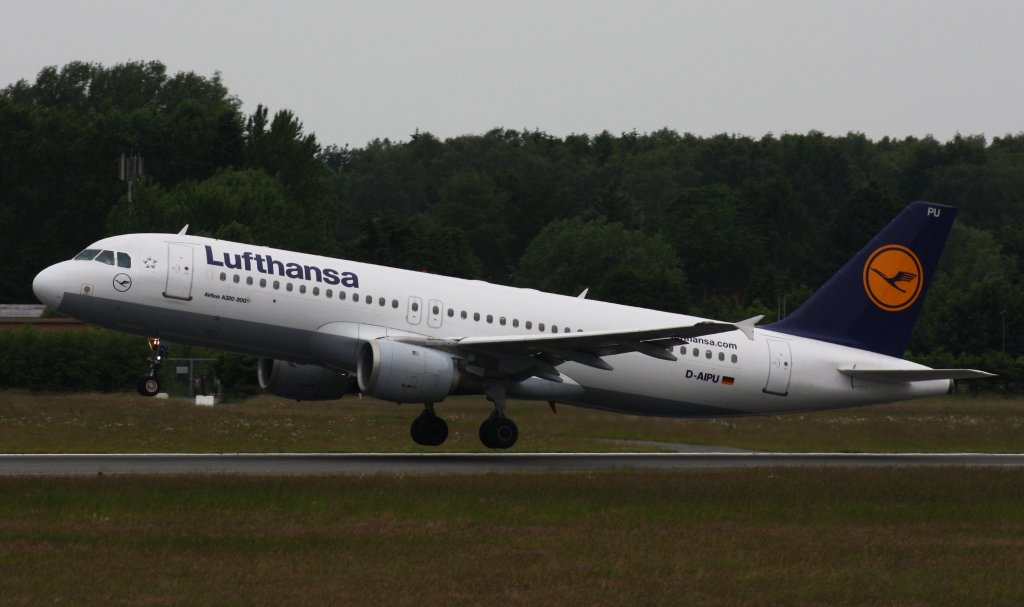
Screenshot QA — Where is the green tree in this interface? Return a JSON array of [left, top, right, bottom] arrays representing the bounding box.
[[517, 217, 688, 312]]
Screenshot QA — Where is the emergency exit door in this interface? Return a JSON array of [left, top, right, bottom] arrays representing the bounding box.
[[763, 339, 792, 396]]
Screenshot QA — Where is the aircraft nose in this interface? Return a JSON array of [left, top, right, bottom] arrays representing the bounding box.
[[32, 264, 66, 309]]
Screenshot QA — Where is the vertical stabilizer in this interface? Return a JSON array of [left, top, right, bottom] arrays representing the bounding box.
[[767, 201, 956, 357]]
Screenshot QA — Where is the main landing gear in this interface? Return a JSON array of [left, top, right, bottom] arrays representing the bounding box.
[[408, 385, 521, 449], [137, 338, 169, 397], [410, 404, 449, 446], [408, 407, 519, 449], [479, 380, 518, 449]]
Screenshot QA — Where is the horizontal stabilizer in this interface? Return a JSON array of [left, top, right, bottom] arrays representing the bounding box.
[[838, 368, 995, 383]]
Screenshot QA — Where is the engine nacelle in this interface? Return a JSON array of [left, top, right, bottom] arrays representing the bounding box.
[[258, 358, 355, 401], [357, 340, 459, 403]]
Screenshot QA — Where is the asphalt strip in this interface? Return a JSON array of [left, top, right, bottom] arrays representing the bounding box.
[[2, 453, 1024, 476]]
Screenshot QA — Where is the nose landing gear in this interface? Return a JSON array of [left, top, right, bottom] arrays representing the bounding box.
[[137, 338, 170, 397]]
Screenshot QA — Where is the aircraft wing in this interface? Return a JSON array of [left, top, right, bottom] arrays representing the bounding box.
[[395, 315, 762, 381], [838, 368, 995, 383]]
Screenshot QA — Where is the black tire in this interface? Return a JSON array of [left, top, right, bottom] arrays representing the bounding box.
[[479, 416, 517, 449], [137, 376, 160, 397], [422, 416, 448, 446], [479, 417, 496, 448], [410, 416, 427, 445], [491, 417, 518, 449]]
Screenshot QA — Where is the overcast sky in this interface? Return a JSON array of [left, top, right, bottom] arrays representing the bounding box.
[[3, 0, 1022, 148]]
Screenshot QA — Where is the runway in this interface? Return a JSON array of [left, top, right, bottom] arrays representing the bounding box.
[[2, 452, 1024, 476]]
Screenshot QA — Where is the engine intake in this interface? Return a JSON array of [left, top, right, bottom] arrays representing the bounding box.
[[357, 340, 459, 403], [258, 358, 355, 401]]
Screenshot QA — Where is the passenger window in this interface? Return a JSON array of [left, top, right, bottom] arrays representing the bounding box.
[[353, 293, 360, 302], [339, 291, 346, 300], [500, 317, 506, 326], [366, 296, 373, 305], [299, 285, 306, 294], [680, 346, 687, 355], [260, 278, 267, 288], [327, 289, 333, 298], [474, 313, 480, 321], [718, 352, 725, 361], [220, 272, 227, 281], [391, 299, 398, 308], [95, 250, 115, 265], [731, 354, 738, 363], [706, 350, 712, 359], [564, 327, 571, 333], [379, 297, 386, 307], [461, 311, 467, 319], [447, 308, 454, 318], [433, 305, 440, 315], [486, 314, 493, 324], [286, 283, 293, 292], [551, 325, 558, 333], [693, 349, 699, 357], [247, 277, 254, 286], [273, 281, 280, 290], [526, 321, 532, 330], [513, 319, 519, 328], [74, 249, 100, 261], [410, 301, 417, 311], [116, 252, 131, 268], [313, 287, 319, 296], [233, 275, 240, 284], [539, 323, 545, 332]]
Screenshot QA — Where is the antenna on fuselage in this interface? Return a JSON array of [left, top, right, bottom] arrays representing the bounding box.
[[178, 224, 189, 235]]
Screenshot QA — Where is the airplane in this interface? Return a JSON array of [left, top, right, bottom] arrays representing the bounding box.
[[32, 201, 992, 449]]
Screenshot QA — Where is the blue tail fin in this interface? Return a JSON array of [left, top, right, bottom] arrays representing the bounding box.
[[767, 201, 956, 357]]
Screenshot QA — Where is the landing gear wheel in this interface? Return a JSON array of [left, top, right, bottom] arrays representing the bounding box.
[[479, 414, 518, 449], [139, 338, 169, 398], [411, 410, 448, 447], [137, 375, 160, 397]]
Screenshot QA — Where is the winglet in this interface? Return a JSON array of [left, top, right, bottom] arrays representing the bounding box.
[[577, 288, 589, 299], [178, 224, 189, 235], [732, 315, 762, 341]]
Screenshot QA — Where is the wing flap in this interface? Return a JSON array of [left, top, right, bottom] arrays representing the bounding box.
[[838, 368, 995, 383], [456, 315, 761, 352], [393, 316, 763, 379]]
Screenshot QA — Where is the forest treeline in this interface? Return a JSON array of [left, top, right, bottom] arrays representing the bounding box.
[[2, 61, 1024, 388]]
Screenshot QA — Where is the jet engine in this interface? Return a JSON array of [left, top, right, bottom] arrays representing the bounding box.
[[257, 358, 355, 401], [357, 340, 459, 403]]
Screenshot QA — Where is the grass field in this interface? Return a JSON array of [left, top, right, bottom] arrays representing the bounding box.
[[2, 469, 1024, 606], [3, 391, 1024, 605], [2, 390, 1024, 453]]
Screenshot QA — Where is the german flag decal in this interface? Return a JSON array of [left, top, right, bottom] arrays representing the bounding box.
[[722, 376, 735, 386]]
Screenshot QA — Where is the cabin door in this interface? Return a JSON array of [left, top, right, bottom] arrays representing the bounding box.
[[163, 243, 194, 301]]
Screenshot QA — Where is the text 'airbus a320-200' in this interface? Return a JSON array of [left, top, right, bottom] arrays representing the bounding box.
[[33, 201, 992, 448]]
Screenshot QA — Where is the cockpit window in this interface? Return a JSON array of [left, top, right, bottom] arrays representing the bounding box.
[[95, 250, 115, 266], [116, 252, 131, 268], [74, 249, 100, 261]]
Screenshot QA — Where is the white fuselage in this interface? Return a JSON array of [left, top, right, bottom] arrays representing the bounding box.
[[34, 233, 950, 416]]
